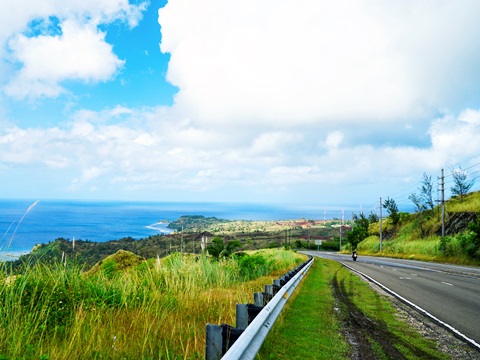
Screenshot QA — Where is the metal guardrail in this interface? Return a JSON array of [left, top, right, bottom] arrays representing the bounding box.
[[205, 256, 314, 360]]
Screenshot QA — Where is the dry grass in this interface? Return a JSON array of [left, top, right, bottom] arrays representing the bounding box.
[[446, 191, 480, 213], [0, 249, 305, 359]]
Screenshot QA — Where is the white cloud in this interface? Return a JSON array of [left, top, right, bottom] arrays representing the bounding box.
[[323, 131, 344, 151], [1, 104, 479, 202], [250, 131, 302, 156], [6, 20, 123, 99], [0, 0, 147, 37], [159, 0, 480, 127], [0, 0, 147, 99], [429, 109, 480, 162]]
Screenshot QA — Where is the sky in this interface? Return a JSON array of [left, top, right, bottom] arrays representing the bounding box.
[[1, 0, 480, 212]]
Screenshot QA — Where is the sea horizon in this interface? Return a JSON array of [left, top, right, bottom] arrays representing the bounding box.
[[0, 198, 373, 257]]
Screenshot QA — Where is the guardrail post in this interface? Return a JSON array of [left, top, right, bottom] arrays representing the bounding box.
[[264, 284, 273, 302], [236, 304, 248, 330], [246, 304, 263, 324], [221, 324, 244, 354], [235, 303, 264, 328], [272, 280, 281, 294], [254, 292, 264, 306], [205, 324, 222, 360]]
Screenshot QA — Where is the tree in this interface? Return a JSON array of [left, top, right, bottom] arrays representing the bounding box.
[[420, 172, 435, 210], [464, 218, 480, 258], [451, 166, 475, 202], [346, 213, 369, 250], [224, 240, 242, 255], [367, 211, 379, 223], [409, 193, 426, 213], [206, 237, 242, 258], [409, 193, 427, 237], [206, 237, 225, 258], [383, 197, 400, 226]]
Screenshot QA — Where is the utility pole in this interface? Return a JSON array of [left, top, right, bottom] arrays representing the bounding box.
[[379, 197, 383, 252], [324, 210, 327, 240], [339, 227, 342, 251], [441, 168, 445, 252], [339, 209, 344, 251]]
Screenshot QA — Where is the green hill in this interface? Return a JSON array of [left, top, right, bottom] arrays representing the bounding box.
[[352, 191, 480, 265]]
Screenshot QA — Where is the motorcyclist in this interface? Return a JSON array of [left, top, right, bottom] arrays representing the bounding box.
[[352, 250, 357, 261]]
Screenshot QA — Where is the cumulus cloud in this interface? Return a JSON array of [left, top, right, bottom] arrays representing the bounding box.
[[429, 109, 480, 162], [6, 20, 124, 98], [159, 0, 480, 127], [0, 104, 479, 202], [250, 131, 302, 156], [323, 131, 344, 151], [0, 0, 147, 99]]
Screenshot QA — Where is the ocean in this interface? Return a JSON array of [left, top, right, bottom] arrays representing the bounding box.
[[0, 199, 356, 258]]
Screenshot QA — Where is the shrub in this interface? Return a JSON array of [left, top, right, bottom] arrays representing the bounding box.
[[267, 242, 280, 249], [441, 236, 462, 257], [321, 240, 340, 251], [454, 216, 480, 259], [236, 254, 270, 280]]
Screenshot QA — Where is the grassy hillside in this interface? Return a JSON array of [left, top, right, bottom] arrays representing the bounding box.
[[353, 191, 480, 265], [0, 249, 305, 359]]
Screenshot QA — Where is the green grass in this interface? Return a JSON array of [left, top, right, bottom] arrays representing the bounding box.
[[0, 249, 305, 359], [257, 259, 349, 359], [350, 190, 480, 265], [258, 258, 448, 359], [447, 191, 480, 213]]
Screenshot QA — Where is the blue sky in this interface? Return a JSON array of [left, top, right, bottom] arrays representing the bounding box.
[[1, 0, 480, 213]]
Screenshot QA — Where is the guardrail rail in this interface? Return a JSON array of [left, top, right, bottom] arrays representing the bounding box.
[[205, 255, 314, 360]]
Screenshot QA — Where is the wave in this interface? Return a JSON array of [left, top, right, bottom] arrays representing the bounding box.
[[145, 222, 174, 234], [0, 250, 30, 261]]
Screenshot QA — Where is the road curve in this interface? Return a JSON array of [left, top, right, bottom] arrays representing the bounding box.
[[303, 251, 480, 348]]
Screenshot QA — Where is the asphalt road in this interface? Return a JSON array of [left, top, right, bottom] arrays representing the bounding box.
[[303, 251, 480, 348]]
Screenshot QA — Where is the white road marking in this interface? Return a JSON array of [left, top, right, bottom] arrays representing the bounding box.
[[410, 273, 418, 277], [399, 277, 412, 280], [441, 282, 454, 286]]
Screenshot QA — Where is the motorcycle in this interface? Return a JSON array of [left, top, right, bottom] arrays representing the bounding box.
[[352, 252, 358, 261]]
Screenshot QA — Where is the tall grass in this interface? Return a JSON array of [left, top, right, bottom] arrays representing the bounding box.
[[0, 249, 304, 359], [446, 191, 480, 213]]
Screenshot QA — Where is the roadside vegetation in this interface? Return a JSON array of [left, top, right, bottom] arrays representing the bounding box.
[[344, 189, 480, 266], [0, 249, 304, 359], [258, 258, 448, 359]]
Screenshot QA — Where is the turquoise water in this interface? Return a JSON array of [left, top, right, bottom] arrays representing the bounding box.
[[0, 199, 355, 255]]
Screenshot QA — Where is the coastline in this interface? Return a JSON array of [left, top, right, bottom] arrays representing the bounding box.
[[0, 250, 30, 262], [0, 200, 361, 261]]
